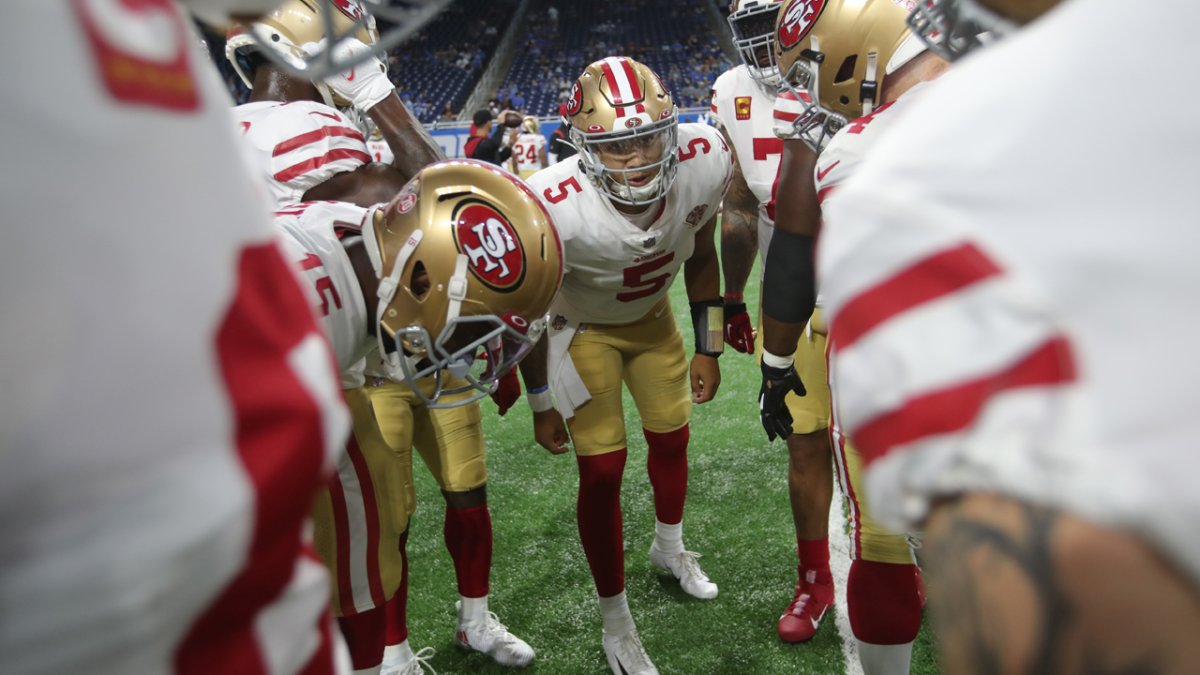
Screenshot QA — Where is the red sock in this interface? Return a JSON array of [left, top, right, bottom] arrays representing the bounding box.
[[444, 504, 492, 598], [576, 449, 627, 598], [847, 560, 922, 644], [798, 536, 831, 573], [337, 603, 386, 670], [644, 426, 689, 524], [384, 531, 409, 647]]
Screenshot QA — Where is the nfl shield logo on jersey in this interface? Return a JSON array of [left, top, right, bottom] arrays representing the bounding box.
[[735, 97, 752, 121]]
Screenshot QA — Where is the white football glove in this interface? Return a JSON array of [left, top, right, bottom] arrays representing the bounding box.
[[301, 38, 395, 112]]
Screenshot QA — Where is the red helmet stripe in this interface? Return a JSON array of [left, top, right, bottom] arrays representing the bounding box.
[[600, 57, 642, 117]]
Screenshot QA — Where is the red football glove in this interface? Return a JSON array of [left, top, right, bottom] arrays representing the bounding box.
[[723, 295, 755, 354], [490, 368, 521, 416]]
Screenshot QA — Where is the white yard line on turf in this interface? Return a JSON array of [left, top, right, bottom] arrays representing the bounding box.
[[827, 493, 863, 675]]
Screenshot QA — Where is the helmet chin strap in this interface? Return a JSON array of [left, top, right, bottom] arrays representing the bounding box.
[[443, 254, 472, 379], [365, 219, 424, 382]]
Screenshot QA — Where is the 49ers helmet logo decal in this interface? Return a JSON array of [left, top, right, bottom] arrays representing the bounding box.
[[566, 80, 583, 116], [778, 0, 827, 49], [330, 0, 366, 22], [453, 200, 526, 292]]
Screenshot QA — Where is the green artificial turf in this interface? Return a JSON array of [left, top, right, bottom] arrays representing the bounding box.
[[401, 261, 943, 675]]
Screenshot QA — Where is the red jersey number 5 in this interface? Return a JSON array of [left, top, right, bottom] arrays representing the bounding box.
[[617, 253, 676, 302]]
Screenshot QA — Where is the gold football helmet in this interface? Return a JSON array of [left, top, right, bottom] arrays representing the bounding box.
[[907, 0, 1059, 60], [565, 57, 679, 207], [774, 0, 926, 151], [728, 0, 784, 88], [364, 159, 564, 407], [222, 0, 449, 86], [521, 116, 541, 135], [226, 0, 379, 104]]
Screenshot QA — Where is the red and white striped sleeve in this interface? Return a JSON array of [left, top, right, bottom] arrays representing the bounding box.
[[818, 186, 1080, 531], [241, 101, 372, 205]]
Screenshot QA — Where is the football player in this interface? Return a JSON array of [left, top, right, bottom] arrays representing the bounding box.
[[522, 57, 733, 675], [711, 0, 838, 644], [817, 1, 1200, 673], [226, 0, 443, 207], [275, 160, 563, 674], [509, 116, 549, 179], [764, 1, 951, 672], [228, 6, 536, 666], [366, 118, 395, 164], [1, 1, 351, 673]]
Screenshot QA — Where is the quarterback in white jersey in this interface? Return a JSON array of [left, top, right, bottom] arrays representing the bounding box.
[[0, 2, 351, 674], [272, 162, 563, 674], [819, 0, 1200, 672], [509, 116, 548, 178], [524, 57, 732, 675]]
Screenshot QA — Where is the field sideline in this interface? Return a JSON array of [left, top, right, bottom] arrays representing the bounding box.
[[400, 261, 944, 674]]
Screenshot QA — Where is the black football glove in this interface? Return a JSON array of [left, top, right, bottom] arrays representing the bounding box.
[[759, 360, 806, 442]]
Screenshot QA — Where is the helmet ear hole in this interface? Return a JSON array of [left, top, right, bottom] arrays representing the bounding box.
[[409, 262, 430, 300], [834, 54, 857, 83]]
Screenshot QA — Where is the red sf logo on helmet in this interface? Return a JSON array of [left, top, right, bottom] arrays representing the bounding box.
[[566, 80, 584, 116], [330, 0, 366, 22], [453, 200, 526, 292], [777, 0, 827, 49]]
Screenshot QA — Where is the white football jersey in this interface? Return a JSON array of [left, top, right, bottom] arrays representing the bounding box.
[[367, 131, 394, 164], [512, 132, 547, 175], [233, 100, 372, 207], [0, 3, 348, 674], [528, 123, 733, 325], [814, 81, 935, 207], [710, 65, 783, 224], [274, 201, 374, 389], [818, 0, 1200, 587]]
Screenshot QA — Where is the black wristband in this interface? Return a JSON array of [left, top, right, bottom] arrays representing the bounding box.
[[689, 298, 724, 357], [762, 229, 816, 324]]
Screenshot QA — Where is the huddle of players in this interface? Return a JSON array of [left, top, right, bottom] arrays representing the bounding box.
[[224, 3, 737, 674], [14, 0, 1192, 673], [217, 1, 1200, 673]]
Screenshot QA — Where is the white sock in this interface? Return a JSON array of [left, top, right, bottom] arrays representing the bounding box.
[[351, 666, 381, 675], [857, 640, 913, 675], [459, 594, 489, 623], [381, 639, 414, 668], [598, 591, 636, 636], [654, 520, 683, 554]]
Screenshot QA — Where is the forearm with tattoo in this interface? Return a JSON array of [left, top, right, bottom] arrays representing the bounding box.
[[923, 494, 1199, 675]]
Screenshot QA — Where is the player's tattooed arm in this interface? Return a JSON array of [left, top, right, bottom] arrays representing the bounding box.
[[719, 128, 758, 299], [517, 332, 549, 392], [923, 493, 1195, 675]]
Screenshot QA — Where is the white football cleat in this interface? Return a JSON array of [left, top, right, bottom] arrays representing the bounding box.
[[602, 628, 659, 675], [455, 603, 535, 668], [649, 543, 718, 600]]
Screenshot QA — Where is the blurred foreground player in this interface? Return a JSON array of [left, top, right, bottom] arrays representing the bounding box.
[[0, 1, 351, 673], [819, 0, 1200, 673]]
